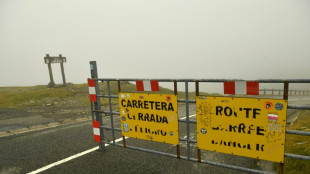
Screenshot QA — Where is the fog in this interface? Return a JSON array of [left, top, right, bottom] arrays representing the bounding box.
[[1, 0, 309, 92]]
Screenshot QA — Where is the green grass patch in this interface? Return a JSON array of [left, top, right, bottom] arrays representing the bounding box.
[[273, 110, 310, 173], [0, 81, 210, 109]]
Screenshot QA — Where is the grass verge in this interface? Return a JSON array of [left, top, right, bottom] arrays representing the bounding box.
[[273, 110, 310, 173]]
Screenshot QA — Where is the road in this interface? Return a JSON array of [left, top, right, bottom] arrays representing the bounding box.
[[0, 96, 309, 174]]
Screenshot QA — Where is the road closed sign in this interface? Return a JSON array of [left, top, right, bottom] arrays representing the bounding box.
[[196, 96, 287, 163], [119, 93, 179, 145]]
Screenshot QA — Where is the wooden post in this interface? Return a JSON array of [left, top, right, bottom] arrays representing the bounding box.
[[46, 54, 56, 87]]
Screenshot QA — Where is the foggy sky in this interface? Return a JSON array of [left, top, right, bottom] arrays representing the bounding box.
[[1, 0, 310, 87]]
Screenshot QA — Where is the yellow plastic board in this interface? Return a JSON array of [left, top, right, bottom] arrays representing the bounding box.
[[119, 93, 179, 145], [196, 96, 287, 163]]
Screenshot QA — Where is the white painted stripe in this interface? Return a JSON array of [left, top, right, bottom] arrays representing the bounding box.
[[28, 114, 196, 174], [27, 137, 128, 174], [235, 81, 246, 95], [88, 87, 96, 94], [143, 80, 151, 91], [93, 128, 100, 136]]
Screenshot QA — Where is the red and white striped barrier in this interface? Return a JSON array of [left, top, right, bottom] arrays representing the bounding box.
[[224, 81, 259, 95], [93, 121, 101, 142], [88, 79, 97, 102], [136, 80, 159, 91]]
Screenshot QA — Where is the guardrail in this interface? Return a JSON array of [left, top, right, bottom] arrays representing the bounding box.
[[89, 61, 310, 174]]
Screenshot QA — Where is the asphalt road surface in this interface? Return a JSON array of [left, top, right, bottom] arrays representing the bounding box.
[[1, 96, 309, 174]]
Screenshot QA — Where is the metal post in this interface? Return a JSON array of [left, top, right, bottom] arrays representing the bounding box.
[[118, 80, 127, 148], [174, 80, 180, 158], [90, 61, 105, 150], [185, 81, 190, 160], [107, 81, 115, 144], [195, 80, 201, 162], [280, 81, 289, 174]]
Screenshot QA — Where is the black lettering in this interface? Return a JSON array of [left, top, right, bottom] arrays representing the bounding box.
[[144, 101, 149, 109], [135, 125, 139, 132], [121, 99, 126, 107], [160, 130, 167, 136], [155, 102, 160, 110], [138, 113, 143, 120], [229, 125, 237, 132], [161, 102, 167, 111], [162, 116, 168, 124], [149, 101, 154, 109], [238, 123, 246, 133], [247, 124, 255, 134], [150, 114, 155, 122], [253, 109, 260, 119], [216, 106, 223, 116], [224, 107, 232, 116], [127, 100, 132, 107], [256, 126, 265, 136], [138, 100, 143, 108], [128, 114, 133, 120], [168, 103, 174, 111], [243, 108, 252, 118], [132, 100, 137, 108], [145, 113, 150, 121], [156, 115, 162, 123]]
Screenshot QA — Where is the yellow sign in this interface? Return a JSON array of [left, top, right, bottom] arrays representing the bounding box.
[[196, 96, 287, 163], [119, 93, 179, 145]]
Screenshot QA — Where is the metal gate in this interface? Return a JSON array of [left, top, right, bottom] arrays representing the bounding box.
[[88, 61, 310, 174]]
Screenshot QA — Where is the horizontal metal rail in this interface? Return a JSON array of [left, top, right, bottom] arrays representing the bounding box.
[[99, 95, 118, 98], [286, 129, 310, 136], [101, 140, 274, 174], [94, 78, 310, 83], [178, 119, 197, 124], [285, 153, 310, 161], [179, 137, 197, 143], [100, 126, 122, 132], [288, 104, 310, 110]]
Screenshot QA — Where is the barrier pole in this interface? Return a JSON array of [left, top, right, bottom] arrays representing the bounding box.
[[90, 61, 105, 150], [280, 81, 289, 174], [118, 80, 126, 148], [195, 80, 201, 162], [174, 80, 180, 158]]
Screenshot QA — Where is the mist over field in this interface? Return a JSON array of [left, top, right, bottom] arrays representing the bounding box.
[[0, 0, 309, 92]]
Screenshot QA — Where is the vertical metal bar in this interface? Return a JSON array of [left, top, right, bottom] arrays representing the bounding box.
[[118, 80, 126, 148], [174, 80, 180, 158], [90, 61, 105, 150], [195, 80, 201, 162], [279, 81, 289, 174], [185, 81, 190, 160], [107, 80, 115, 144]]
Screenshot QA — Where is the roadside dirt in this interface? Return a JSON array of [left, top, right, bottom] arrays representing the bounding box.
[[0, 99, 94, 137]]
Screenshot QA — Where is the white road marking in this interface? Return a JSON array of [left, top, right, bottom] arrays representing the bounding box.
[[27, 114, 196, 174], [27, 137, 128, 174]]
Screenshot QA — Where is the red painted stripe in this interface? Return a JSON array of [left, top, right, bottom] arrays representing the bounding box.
[[89, 94, 97, 102], [246, 81, 259, 95], [88, 79, 95, 87], [224, 81, 235, 94], [94, 135, 101, 142], [93, 121, 100, 128], [150, 80, 159, 91], [136, 80, 144, 91]]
